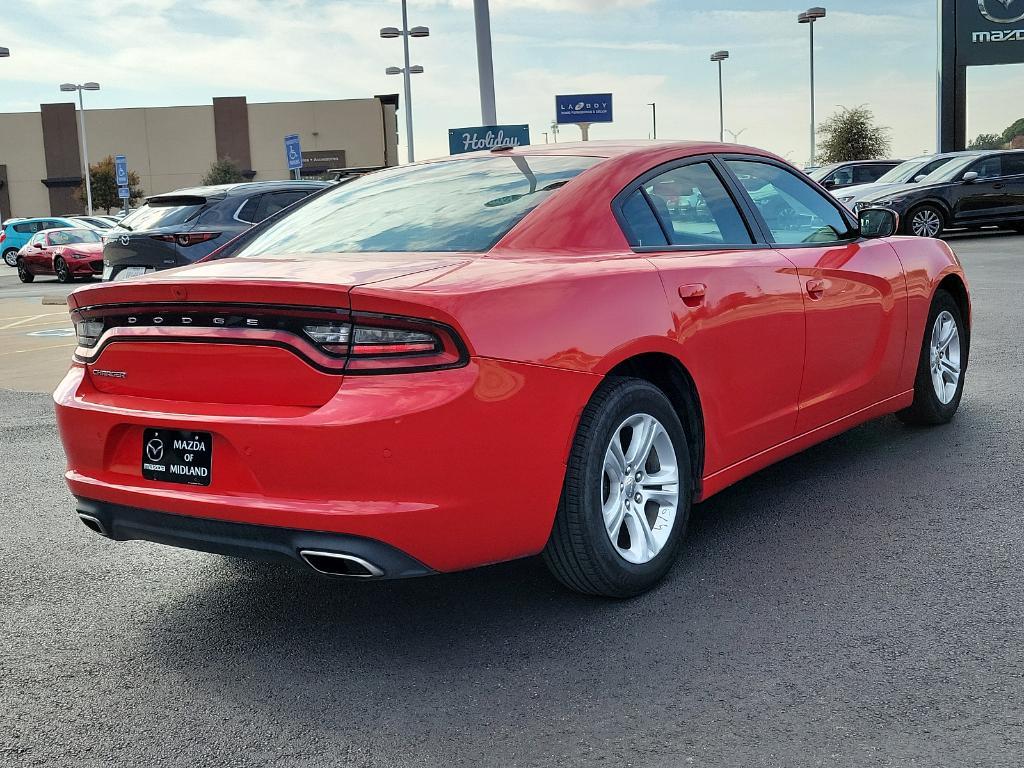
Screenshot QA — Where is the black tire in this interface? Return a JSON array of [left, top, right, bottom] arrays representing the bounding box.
[[903, 204, 946, 238], [54, 257, 75, 283], [897, 289, 967, 426], [542, 377, 692, 598], [3, 248, 18, 267], [16, 257, 34, 283]]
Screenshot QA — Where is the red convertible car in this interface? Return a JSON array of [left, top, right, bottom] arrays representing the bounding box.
[[54, 141, 970, 597], [18, 227, 103, 283]]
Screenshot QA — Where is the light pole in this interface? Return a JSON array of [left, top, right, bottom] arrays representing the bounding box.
[[59, 82, 100, 215], [648, 102, 657, 140], [474, 0, 497, 125], [710, 51, 729, 143], [381, 2, 429, 163], [799, 7, 826, 165]]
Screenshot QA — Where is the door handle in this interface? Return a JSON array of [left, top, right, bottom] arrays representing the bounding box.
[[806, 278, 826, 300], [993, 183, 1005, 190], [678, 283, 707, 308]]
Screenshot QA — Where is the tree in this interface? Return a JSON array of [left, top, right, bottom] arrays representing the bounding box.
[[968, 133, 1004, 150], [76, 155, 144, 213], [202, 156, 245, 185], [816, 105, 892, 163], [1000, 118, 1024, 146]]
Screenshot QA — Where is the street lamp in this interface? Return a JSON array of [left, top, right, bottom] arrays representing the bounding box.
[[710, 51, 729, 143], [59, 81, 100, 215], [648, 102, 657, 140], [381, 1, 429, 163], [798, 7, 826, 165]]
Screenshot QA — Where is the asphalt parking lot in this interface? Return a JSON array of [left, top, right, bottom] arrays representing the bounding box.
[[2, 232, 1023, 767]]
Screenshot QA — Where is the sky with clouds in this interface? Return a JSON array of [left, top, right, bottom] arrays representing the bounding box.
[[3, 0, 1024, 164]]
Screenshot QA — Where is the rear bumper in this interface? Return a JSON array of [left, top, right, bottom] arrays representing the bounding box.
[[75, 497, 433, 578], [55, 359, 599, 572]]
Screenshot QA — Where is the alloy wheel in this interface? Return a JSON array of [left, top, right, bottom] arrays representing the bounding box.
[[911, 209, 943, 238], [929, 310, 961, 404], [601, 413, 680, 564], [55, 258, 71, 283], [3, 249, 17, 267]]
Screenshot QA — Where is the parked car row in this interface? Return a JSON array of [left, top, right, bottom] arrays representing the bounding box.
[[1, 215, 117, 267]]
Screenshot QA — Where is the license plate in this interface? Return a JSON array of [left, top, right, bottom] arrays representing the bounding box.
[[115, 266, 149, 281], [141, 428, 212, 486]]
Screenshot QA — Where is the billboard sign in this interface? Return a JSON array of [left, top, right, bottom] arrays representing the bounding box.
[[956, 0, 1024, 65], [555, 94, 613, 124], [448, 124, 531, 154]]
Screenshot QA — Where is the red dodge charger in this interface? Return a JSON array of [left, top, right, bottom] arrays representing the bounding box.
[[54, 142, 970, 597]]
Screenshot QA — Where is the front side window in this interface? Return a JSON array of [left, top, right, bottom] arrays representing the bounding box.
[[971, 156, 1002, 179], [831, 167, 855, 186], [727, 159, 852, 245], [48, 229, 100, 246], [640, 162, 752, 246], [237, 156, 599, 256]]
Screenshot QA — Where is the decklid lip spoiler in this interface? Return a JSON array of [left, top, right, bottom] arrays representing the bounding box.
[[66, 253, 471, 311]]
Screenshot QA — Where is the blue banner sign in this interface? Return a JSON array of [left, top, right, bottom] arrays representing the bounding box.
[[284, 134, 302, 170], [448, 124, 531, 155], [555, 93, 613, 124], [117, 186, 130, 199], [114, 155, 128, 187]]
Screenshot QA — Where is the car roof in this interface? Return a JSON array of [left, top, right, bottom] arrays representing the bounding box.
[[147, 180, 331, 201]]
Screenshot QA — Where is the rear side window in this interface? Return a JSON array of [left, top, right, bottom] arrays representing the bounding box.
[[255, 190, 310, 222], [237, 156, 599, 255], [727, 159, 852, 245], [619, 190, 668, 247], [640, 162, 752, 246], [13, 222, 38, 234], [119, 199, 206, 231], [1002, 154, 1024, 176], [235, 196, 261, 224]]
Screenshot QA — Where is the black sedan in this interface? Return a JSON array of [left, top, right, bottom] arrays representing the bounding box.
[[854, 150, 1024, 238]]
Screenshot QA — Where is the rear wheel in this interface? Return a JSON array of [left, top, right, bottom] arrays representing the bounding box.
[[543, 377, 692, 598], [54, 257, 74, 283], [3, 248, 18, 267], [897, 289, 966, 426], [16, 258, 34, 283], [905, 204, 945, 238]]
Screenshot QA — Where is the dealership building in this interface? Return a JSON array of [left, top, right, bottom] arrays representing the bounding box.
[[0, 94, 400, 219]]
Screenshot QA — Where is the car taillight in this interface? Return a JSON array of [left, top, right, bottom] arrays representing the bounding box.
[[151, 232, 220, 247], [0, 230, 6, 243], [75, 320, 104, 347], [302, 314, 466, 373]]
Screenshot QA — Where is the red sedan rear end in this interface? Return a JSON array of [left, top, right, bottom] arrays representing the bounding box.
[[54, 142, 970, 596]]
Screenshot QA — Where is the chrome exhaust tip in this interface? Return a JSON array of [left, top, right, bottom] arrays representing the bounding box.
[[299, 550, 384, 578], [78, 513, 109, 537]]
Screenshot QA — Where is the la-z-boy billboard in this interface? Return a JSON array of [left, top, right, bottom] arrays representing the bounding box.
[[957, 0, 1024, 65], [555, 94, 613, 124]]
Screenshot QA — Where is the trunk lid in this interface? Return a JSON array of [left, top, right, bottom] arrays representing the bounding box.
[[69, 254, 469, 409]]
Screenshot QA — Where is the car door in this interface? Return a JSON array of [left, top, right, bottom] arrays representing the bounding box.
[[723, 157, 908, 435], [23, 232, 47, 271], [37, 232, 59, 274], [616, 158, 806, 474], [990, 152, 1024, 221], [952, 155, 1006, 223]]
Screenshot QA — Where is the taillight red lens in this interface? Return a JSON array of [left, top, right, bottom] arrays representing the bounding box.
[[151, 232, 220, 247], [0, 230, 6, 243], [303, 314, 466, 373]]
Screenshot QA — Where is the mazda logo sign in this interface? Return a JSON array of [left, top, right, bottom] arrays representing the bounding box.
[[979, 0, 1024, 23], [119, 235, 130, 246], [145, 438, 164, 462]]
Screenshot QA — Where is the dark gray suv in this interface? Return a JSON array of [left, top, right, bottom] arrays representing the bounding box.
[[101, 180, 330, 281]]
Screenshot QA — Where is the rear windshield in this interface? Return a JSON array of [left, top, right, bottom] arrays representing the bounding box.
[[118, 199, 205, 231], [236, 155, 599, 255]]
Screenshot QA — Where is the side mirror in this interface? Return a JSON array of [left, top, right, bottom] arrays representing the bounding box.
[[913, 174, 927, 183], [33, 241, 44, 248], [822, 179, 836, 190], [962, 171, 979, 183], [858, 207, 899, 239]]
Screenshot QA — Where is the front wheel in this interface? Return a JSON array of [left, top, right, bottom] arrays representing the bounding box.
[[54, 257, 74, 283], [897, 289, 966, 426], [904, 204, 945, 238], [543, 377, 692, 598], [16, 258, 34, 283], [3, 248, 18, 267]]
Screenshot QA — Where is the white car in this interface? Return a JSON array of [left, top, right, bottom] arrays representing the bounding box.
[[833, 152, 978, 211]]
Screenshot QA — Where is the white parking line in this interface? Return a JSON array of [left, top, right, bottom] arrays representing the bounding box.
[[0, 312, 67, 330], [0, 343, 76, 357]]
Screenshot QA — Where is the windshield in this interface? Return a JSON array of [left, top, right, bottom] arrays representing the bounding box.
[[117, 200, 205, 231], [875, 157, 933, 184], [236, 155, 600, 256], [917, 154, 982, 184], [49, 229, 100, 245], [807, 165, 839, 182]]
